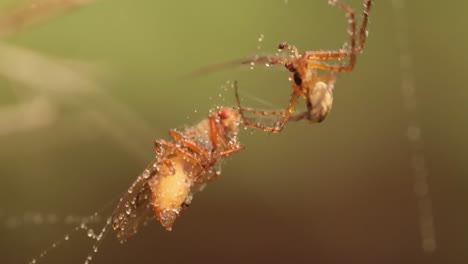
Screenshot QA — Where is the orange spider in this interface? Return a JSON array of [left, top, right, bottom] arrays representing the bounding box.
[[194, 0, 372, 132], [111, 107, 244, 242]]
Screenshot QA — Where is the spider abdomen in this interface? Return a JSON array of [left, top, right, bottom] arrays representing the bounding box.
[[307, 81, 333, 123]]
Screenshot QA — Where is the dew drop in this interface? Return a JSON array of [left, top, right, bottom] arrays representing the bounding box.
[[257, 34, 264, 42], [87, 229, 95, 238], [125, 208, 132, 215], [30, 259, 36, 264], [64, 235, 69, 240], [142, 169, 151, 179]]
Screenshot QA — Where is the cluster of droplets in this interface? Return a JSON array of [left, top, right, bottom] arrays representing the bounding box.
[[83, 217, 112, 264], [257, 33, 264, 50], [208, 81, 233, 107], [28, 212, 111, 264]]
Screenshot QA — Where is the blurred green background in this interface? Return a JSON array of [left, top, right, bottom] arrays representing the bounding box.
[[0, 0, 466, 263]]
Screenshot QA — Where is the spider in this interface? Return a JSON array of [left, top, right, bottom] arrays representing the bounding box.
[[111, 107, 244, 242], [232, 0, 372, 132]]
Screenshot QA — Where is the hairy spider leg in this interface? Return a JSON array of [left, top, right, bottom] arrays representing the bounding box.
[[154, 138, 203, 170], [234, 81, 301, 133], [240, 0, 372, 72], [303, 0, 372, 72]]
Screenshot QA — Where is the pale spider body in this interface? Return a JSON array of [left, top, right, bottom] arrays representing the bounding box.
[[284, 55, 334, 123], [111, 108, 244, 242]]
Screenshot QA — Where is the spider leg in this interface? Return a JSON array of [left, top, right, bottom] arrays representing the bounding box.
[[234, 80, 300, 133], [357, 0, 372, 54], [319, 0, 357, 72], [289, 111, 309, 122], [208, 114, 222, 148], [157, 131, 209, 170], [303, 0, 372, 72], [168, 130, 211, 167], [169, 130, 206, 155], [304, 49, 350, 61], [220, 144, 245, 158], [154, 139, 170, 155], [187, 54, 293, 78], [193, 143, 245, 185], [240, 54, 293, 66], [155, 138, 202, 168]]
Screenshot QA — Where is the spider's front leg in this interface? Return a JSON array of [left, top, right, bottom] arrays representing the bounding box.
[[220, 144, 245, 159], [234, 81, 300, 133], [240, 53, 293, 68], [168, 130, 211, 167]]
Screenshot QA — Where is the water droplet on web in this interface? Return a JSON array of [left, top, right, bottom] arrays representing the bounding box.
[[257, 34, 265, 50], [215, 165, 222, 176], [142, 169, 151, 179], [87, 229, 95, 238], [30, 259, 36, 264], [125, 207, 131, 215], [64, 235, 69, 240], [257, 34, 264, 42]]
